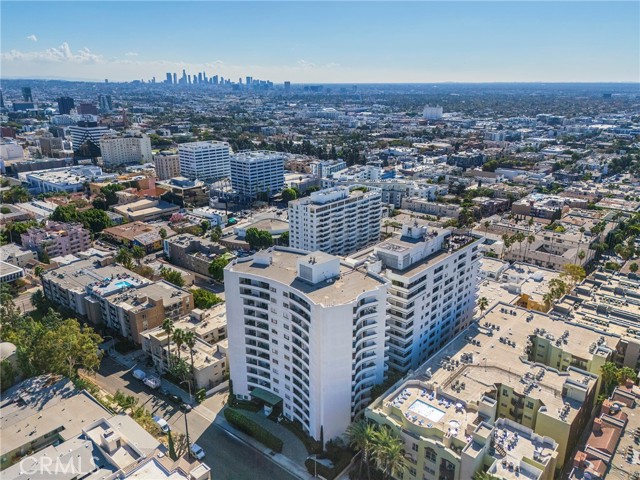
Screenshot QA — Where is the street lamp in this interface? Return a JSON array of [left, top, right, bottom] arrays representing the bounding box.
[[180, 380, 193, 459]]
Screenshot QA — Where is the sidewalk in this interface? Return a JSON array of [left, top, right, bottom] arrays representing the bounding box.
[[212, 410, 315, 480]]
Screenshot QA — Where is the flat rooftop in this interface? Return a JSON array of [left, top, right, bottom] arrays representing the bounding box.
[[0, 376, 110, 458], [228, 247, 387, 307], [373, 304, 607, 441], [111, 280, 190, 311]]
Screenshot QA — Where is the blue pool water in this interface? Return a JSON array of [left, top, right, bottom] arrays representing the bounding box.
[[115, 281, 134, 289], [408, 400, 445, 422]]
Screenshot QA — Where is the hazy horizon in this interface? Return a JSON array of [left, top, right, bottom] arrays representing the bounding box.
[[1, 1, 638, 84]]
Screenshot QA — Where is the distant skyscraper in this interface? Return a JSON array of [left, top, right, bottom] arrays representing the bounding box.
[[197, 72, 203, 84], [423, 105, 444, 121], [166, 73, 172, 84], [77, 103, 98, 115], [57, 96, 75, 115], [173, 73, 177, 84], [188, 75, 192, 84], [0, 90, 5, 109], [21, 87, 32, 102], [98, 95, 113, 113], [284, 81, 291, 91], [212, 75, 218, 85], [245, 76, 252, 86]]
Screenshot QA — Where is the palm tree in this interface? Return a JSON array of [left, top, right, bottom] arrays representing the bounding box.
[[34, 265, 44, 278], [347, 420, 376, 480], [131, 245, 145, 266], [183, 330, 197, 389], [115, 247, 133, 268], [574, 227, 585, 264], [526, 234, 535, 258], [577, 250, 586, 264], [372, 427, 404, 480], [162, 318, 174, 368], [173, 328, 185, 361], [478, 296, 489, 316]]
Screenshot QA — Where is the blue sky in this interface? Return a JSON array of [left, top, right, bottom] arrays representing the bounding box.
[[1, 1, 638, 82]]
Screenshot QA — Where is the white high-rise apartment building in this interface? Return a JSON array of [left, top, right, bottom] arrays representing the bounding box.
[[230, 151, 285, 201], [288, 185, 382, 256], [178, 141, 231, 181], [225, 248, 389, 441], [153, 152, 181, 180], [422, 105, 444, 121], [352, 224, 483, 372], [99, 133, 152, 167]]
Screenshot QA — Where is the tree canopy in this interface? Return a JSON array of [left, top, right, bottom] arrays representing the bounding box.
[[160, 267, 185, 287], [245, 228, 273, 250], [208, 255, 230, 282], [192, 288, 223, 309]]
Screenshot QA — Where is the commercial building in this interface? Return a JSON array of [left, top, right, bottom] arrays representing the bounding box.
[[423, 105, 444, 120], [401, 198, 462, 219], [366, 302, 615, 478], [157, 176, 209, 207], [99, 133, 153, 167], [112, 198, 180, 222], [21, 221, 92, 258], [57, 96, 75, 115], [153, 151, 180, 180], [288, 185, 382, 256], [178, 141, 231, 181], [164, 233, 226, 277], [225, 247, 389, 441], [68, 121, 109, 155], [0, 261, 24, 283], [22, 165, 115, 194], [351, 225, 483, 372], [0, 243, 38, 268], [230, 150, 285, 201]]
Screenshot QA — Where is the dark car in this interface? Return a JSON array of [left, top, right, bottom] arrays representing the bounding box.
[[168, 393, 181, 404]]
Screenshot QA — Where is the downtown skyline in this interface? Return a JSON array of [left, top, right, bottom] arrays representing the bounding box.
[[1, 1, 639, 84]]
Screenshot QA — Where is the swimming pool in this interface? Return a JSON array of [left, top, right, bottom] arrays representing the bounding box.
[[115, 281, 134, 289], [408, 400, 445, 423]]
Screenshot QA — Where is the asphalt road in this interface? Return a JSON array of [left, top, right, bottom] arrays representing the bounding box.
[[94, 357, 297, 480], [14, 286, 40, 314]]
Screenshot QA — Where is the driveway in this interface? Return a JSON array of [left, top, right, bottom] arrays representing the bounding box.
[[92, 356, 300, 480]]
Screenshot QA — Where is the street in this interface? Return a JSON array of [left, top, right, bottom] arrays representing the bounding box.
[[14, 286, 39, 314], [93, 357, 297, 480]]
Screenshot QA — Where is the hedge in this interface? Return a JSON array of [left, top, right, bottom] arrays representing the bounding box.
[[305, 450, 353, 480], [224, 408, 283, 453]]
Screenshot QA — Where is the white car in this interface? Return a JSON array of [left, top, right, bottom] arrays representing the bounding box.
[[190, 443, 205, 460], [152, 416, 170, 433]]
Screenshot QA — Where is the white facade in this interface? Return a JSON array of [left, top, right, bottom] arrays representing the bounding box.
[[178, 141, 231, 181], [356, 225, 483, 372], [67, 124, 110, 152], [423, 105, 444, 121], [100, 134, 153, 167], [153, 152, 180, 180], [225, 248, 389, 441], [230, 151, 285, 200], [289, 185, 382, 256]]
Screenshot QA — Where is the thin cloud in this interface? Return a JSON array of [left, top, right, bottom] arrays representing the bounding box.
[[1, 42, 102, 63], [124, 52, 138, 57], [26, 34, 38, 42]]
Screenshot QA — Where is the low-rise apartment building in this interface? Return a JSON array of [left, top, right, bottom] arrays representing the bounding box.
[[112, 198, 180, 222], [163, 233, 226, 277], [141, 306, 228, 390], [153, 151, 181, 180], [102, 222, 175, 253], [0, 243, 37, 267], [42, 256, 193, 343], [366, 303, 612, 478], [21, 221, 91, 257], [401, 198, 462, 219]]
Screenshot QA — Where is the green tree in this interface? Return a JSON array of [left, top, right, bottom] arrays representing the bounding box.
[[92, 196, 108, 210], [30, 289, 49, 312], [159, 228, 168, 239], [2, 185, 30, 204], [208, 255, 230, 282], [478, 297, 489, 315], [131, 245, 146, 266], [101, 184, 125, 207], [160, 268, 185, 287], [0, 359, 16, 392], [561, 264, 586, 286], [173, 328, 185, 362], [200, 220, 210, 233], [347, 420, 376, 480], [51, 204, 80, 223], [371, 426, 404, 480], [115, 248, 133, 269], [210, 225, 223, 243], [183, 330, 197, 388], [281, 187, 298, 202], [630, 262, 639, 273], [192, 288, 223, 309], [79, 209, 112, 233], [34, 265, 44, 278], [278, 231, 289, 246], [245, 228, 273, 250]]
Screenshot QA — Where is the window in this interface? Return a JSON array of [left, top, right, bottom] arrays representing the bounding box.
[[412, 443, 418, 452], [526, 401, 534, 409], [425, 447, 437, 462], [502, 388, 509, 396]]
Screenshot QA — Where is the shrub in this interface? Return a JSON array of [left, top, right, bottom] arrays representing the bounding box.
[[224, 408, 283, 453]]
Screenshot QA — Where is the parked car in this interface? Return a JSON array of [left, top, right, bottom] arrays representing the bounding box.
[[168, 393, 181, 404], [152, 416, 170, 433], [132, 369, 146, 381], [143, 376, 161, 389], [190, 443, 205, 460]]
